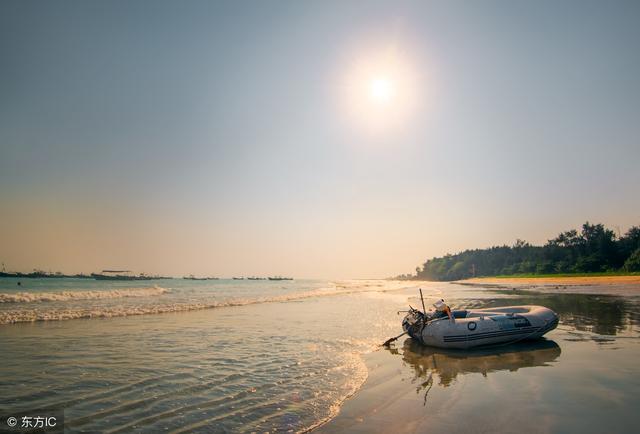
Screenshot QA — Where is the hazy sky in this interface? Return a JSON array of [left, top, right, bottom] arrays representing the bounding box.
[[1, 1, 639, 278]]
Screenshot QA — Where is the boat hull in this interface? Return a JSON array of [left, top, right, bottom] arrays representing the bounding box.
[[403, 305, 559, 349]]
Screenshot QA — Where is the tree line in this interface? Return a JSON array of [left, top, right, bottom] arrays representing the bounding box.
[[409, 222, 640, 281]]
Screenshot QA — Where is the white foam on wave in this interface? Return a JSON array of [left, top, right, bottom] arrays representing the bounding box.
[[0, 286, 169, 303], [0, 281, 418, 325]]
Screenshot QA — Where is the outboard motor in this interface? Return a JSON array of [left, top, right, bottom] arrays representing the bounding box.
[[403, 298, 456, 341], [402, 307, 426, 340]]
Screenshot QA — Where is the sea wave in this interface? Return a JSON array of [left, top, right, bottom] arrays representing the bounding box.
[[0, 286, 169, 303], [0, 282, 417, 325]]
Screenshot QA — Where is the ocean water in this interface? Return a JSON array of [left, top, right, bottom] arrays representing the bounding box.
[[1, 278, 639, 433], [0, 278, 420, 432], [0, 278, 401, 324]]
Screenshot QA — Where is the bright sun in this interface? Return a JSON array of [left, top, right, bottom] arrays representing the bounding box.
[[341, 44, 420, 136], [369, 77, 394, 103]]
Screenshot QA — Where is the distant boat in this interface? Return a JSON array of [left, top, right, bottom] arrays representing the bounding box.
[[92, 273, 153, 281], [247, 277, 267, 280], [268, 276, 293, 281], [0, 271, 90, 279], [183, 275, 218, 280], [232, 277, 244, 280], [91, 270, 160, 281]]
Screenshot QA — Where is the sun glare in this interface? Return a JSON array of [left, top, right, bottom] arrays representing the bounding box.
[[341, 44, 421, 136], [369, 77, 394, 103]]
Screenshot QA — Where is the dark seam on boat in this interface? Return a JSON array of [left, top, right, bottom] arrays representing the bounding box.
[[443, 328, 541, 342], [443, 327, 538, 340]]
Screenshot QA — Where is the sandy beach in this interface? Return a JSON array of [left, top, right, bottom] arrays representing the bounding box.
[[462, 275, 640, 286], [456, 275, 640, 297]]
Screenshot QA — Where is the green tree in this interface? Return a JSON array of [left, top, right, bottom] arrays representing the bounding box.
[[623, 248, 640, 272], [409, 222, 638, 281]]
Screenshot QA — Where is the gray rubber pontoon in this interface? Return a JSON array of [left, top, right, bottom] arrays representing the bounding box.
[[402, 305, 559, 349]]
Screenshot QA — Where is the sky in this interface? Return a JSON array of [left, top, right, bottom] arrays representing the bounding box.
[[1, 0, 639, 278]]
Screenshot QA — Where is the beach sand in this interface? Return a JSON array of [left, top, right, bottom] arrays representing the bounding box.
[[457, 275, 640, 297], [463, 275, 640, 286]]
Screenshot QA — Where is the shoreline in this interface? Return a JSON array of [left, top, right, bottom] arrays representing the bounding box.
[[313, 349, 412, 434]]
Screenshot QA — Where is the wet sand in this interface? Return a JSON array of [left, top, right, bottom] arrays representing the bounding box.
[[317, 341, 564, 434], [316, 281, 640, 434]]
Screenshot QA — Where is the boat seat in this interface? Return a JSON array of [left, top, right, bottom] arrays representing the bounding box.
[[452, 310, 469, 319]]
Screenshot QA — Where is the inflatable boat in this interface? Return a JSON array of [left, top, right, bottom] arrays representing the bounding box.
[[402, 302, 559, 349]]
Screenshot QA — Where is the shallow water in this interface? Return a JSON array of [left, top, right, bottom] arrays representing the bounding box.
[[1, 279, 638, 433]]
